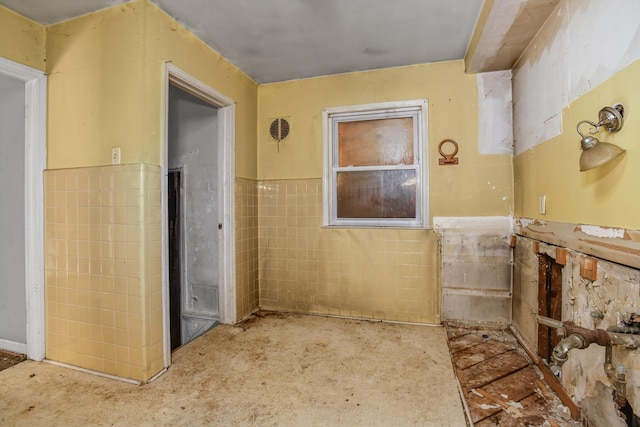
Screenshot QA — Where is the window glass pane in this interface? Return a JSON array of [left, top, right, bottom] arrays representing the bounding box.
[[338, 117, 414, 167], [337, 170, 416, 219]]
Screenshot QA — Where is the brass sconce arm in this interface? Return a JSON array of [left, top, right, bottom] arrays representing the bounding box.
[[576, 104, 626, 171]]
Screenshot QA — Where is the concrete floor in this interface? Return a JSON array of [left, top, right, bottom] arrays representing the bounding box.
[[0, 312, 467, 426]]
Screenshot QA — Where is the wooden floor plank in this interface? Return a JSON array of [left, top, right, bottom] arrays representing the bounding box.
[[446, 325, 581, 426], [482, 366, 541, 402], [468, 367, 542, 424], [460, 350, 530, 390], [453, 340, 516, 369], [448, 330, 518, 353], [446, 327, 475, 340], [467, 392, 503, 423], [448, 332, 488, 353], [474, 392, 551, 427]]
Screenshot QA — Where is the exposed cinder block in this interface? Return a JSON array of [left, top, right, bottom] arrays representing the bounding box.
[[438, 221, 513, 325], [442, 262, 512, 291], [442, 293, 511, 326], [441, 234, 511, 261]]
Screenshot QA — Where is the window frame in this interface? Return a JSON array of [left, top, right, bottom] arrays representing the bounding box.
[[322, 99, 429, 228]]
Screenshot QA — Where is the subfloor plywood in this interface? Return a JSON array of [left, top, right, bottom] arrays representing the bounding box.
[[0, 312, 466, 426], [446, 325, 582, 426]]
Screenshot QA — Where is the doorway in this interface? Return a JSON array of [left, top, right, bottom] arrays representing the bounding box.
[[0, 58, 46, 361], [0, 72, 26, 354], [168, 170, 182, 350], [162, 64, 236, 364], [167, 84, 219, 349]]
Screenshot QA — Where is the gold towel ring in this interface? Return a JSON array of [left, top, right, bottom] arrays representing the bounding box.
[[438, 139, 459, 165]]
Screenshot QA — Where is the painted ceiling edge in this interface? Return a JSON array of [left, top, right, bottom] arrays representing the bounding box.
[[45, 0, 133, 25], [3, 0, 485, 84]]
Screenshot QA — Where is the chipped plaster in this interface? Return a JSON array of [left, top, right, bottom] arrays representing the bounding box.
[[580, 225, 626, 240], [513, 0, 640, 155], [465, 0, 559, 73], [477, 70, 513, 155]]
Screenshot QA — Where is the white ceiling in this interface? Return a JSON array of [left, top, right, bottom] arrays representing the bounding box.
[[0, 0, 484, 83]]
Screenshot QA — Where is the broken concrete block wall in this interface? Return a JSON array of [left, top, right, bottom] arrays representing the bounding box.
[[512, 224, 640, 425], [435, 217, 512, 326], [564, 251, 640, 421]]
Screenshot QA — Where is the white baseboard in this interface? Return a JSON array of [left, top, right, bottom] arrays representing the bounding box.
[[0, 338, 27, 355]]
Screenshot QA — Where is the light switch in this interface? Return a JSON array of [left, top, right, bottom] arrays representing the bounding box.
[[539, 195, 546, 215]]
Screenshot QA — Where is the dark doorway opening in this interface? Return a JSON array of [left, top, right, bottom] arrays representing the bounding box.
[[168, 170, 182, 351]]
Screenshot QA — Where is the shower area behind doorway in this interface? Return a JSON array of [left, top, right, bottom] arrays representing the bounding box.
[[167, 84, 220, 350]]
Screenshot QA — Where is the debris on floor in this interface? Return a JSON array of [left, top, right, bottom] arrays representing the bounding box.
[[1, 313, 468, 426], [446, 325, 582, 427], [0, 349, 26, 372]]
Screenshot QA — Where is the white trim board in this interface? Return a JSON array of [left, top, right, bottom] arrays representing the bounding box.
[[433, 216, 513, 233], [0, 338, 27, 355], [0, 57, 47, 361], [162, 63, 236, 369]]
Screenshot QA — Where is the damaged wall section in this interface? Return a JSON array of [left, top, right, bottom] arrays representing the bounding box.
[[512, 221, 640, 426], [435, 216, 512, 326]]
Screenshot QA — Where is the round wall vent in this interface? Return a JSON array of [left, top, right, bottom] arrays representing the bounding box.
[[269, 118, 290, 142]]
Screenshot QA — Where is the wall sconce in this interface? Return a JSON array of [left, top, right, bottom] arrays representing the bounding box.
[[577, 104, 625, 171]]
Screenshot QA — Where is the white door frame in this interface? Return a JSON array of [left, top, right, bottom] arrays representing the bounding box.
[[162, 63, 236, 367], [0, 57, 47, 360]]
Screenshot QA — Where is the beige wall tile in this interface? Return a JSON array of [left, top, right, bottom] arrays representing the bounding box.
[[258, 178, 440, 324], [235, 178, 260, 319], [44, 165, 159, 382]]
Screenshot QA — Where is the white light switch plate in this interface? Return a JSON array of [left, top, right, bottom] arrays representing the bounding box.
[[539, 195, 546, 215]]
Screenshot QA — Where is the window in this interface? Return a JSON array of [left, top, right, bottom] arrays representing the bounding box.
[[323, 100, 429, 228]]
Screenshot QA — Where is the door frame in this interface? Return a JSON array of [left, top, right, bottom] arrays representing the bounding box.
[[0, 57, 47, 360], [162, 63, 236, 367]]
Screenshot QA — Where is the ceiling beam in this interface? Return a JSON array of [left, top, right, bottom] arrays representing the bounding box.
[[465, 0, 559, 74]]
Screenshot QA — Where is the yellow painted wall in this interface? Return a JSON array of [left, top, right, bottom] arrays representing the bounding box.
[[141, 1, 258, 178], [45, 0, 258, 178], [258, 60, 513, 219], [46, 2, 146, 169], [514, 59, 640, 230], [0, 6, 46, 71]]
